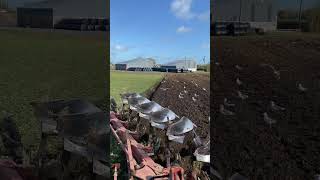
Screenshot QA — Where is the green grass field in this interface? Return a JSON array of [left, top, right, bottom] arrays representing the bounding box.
[[0, 29, 108, 151], [110, 71, 163, 103], [110, 70, 163, 179]]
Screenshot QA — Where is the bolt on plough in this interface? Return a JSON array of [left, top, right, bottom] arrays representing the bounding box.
[[110, 93, 210, 180]]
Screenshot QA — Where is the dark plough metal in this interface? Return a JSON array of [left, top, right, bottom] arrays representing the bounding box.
[[166, 117, 195, 143], [128, 96, 150, 110], [120, 92, 141, 104], [150, 108, 177, 123], [194, 140, 210, 163], [135, 101, 162, 117], [30, 99, 109, 178], [149, 108, 177, 129]]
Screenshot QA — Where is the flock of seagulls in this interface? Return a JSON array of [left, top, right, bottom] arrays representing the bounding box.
[[216, 62, 309, 126], [177, 79, 207, 102], [160, 78, 208, 104]]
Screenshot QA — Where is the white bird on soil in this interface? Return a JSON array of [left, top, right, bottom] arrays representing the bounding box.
[[194, 93, 199, 97], [224, 98, 235, 107], [237, 91, 248, 100], [236, 78, 243, 86], [192, 97, 196, 102], [203, 88, 207, 91], [219, 104, 235, 116], [179, 92, 184, 99], [263, 112, 277, 125], [298, 83, 308, 92], [260, 63, 281, 79], [160, 88, 169, 91], [274, 70, 280, 79], [235, 65, 243, 71], [184, 90, 188, 94], [270, 101, 285, 111]]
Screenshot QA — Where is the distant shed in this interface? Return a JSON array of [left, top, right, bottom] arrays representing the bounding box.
[[17, 8, 53, 28], [17, 0, 108, 29], [115, 58, 156, 71], [212, 0, 278, 31], [161, 60, 197, 72]]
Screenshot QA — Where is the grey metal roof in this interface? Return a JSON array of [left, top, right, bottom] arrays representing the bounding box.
[[119, 57, 155, 64], [117, 58, 156, 68], [163, 60, 197, 69]]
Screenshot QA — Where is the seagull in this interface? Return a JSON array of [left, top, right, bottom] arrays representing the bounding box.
[[224, 98, 235, 107], [203, 88, 207, 91], [194, 93, 199, 97], [270, 101, 285, 111], [260, 63, 280, 79], [192, 97, 196, 102], [235, 65, 243, 71], [179, 92, 184, 99], [237, 91, 248, 100], [219, 104, 234, 116], [184, 90, 188, 94], [236, 78, 243, 86], [298, 83, 308, 92], [184, 86, 186, 89], [274, 70, 281, 80], [263, 112, 276, 125], [195, 83, 198, 87], [160, 88, 169, 91]]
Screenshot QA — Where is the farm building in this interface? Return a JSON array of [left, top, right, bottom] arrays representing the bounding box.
[[211, 0, 278, 31], [16, 0, 108, 29], [115, 58, 156, 71], [161, 60, 197, 72]]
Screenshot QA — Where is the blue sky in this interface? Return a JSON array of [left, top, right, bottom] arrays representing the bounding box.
[[110, 0, 210, 64]]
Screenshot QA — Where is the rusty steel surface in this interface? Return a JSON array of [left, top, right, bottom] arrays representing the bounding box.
[[110, 112, 185, 180]]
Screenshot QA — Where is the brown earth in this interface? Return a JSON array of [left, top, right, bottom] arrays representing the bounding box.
[[149, 73, 210, 176], [212, 33, 320, 179]]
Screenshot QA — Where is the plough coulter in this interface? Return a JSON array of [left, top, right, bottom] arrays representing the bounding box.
[[110, 93, 210, 180]]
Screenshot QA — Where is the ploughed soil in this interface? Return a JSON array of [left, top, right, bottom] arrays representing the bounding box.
[[148, 73, 210, 176], [212, 33, 320, 179]]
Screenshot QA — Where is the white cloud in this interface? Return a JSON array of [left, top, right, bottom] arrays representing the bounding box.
[[170, 0, 209, 22], [171, 0, 195, 20], [113, 44, 129, 52], [176, 26, 192, 33]]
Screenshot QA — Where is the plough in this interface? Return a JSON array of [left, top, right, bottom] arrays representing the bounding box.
[[31, 99, 109, 179], [110, 93, 210, 180], [0, 99, 109, 180], [111, 112, 184, 180]]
